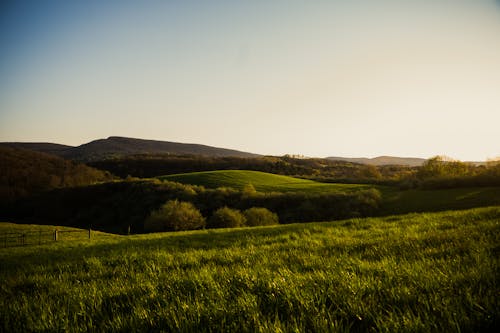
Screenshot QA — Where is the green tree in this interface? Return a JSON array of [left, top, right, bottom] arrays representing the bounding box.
[[144, 200, 205, 232], [243, 207, 279, 226], [418, 156, 470, 180], [242, 183, 257, 198], [208, 207, 246, 228], [358, 164, 382, 179], [418, 156, 446, 179]]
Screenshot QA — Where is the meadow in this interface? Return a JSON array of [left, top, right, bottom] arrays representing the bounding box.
[[1, 206, 498, 332], [160, 170, 500, 213], [379, 186, 500, 215], [159, 170, 370, 193]]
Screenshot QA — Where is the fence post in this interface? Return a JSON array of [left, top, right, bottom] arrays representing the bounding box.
[[54, 230, 58, 242], [22, 233, 25, 246], [88, 227, 91, 239]]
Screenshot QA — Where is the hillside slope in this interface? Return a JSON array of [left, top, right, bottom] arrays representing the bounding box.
[[0, 142, 73, 155], [160, 170, 369, 193], [0, 146, 113, 201], [1, 136, 259, 161], [1, 207, 498, 332]]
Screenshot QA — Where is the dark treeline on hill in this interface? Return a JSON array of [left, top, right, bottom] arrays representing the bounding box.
[[1, 180, 381, 234], [0, 147, 114, 202], [1, 136, 258, 161], [89, 154, 415, 183], [88, 154, 500, 189], [404, 156, 500, 189]]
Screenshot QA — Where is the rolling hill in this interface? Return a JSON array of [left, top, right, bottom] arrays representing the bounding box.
[[2, 137, 436, 166], [1, 207, 498, 332], [0, 136, 259, 162], [159, 170, 370, 193], [0, 142, 73, 156], [160, 170, 500, 212]]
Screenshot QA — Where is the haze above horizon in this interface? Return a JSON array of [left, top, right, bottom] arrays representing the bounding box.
[[1, 0, 499, 161]]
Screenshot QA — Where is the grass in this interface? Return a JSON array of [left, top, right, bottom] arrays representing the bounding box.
[[159, 170, 500, 213], [379, 186, 500, 215], [1, 206, 499, 332], [159, 170, 369, 193], [0, 223, 118, 248]]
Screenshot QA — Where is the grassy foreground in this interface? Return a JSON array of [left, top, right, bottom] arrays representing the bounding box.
[[1, 207, 499, 332]]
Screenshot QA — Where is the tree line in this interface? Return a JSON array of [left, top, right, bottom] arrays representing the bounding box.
[[88, 154, 415, 183], [2, 179, 381, 234], [0, 147, 114, 202], [404, 156, 500, 189]]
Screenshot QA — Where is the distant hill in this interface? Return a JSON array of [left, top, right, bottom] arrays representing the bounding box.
[[1, 138, 430, 166], [0, 146, 113, 201], [1, 136, 259, 161], [327, 156, 427, 167], [1, 142, 74, 156]]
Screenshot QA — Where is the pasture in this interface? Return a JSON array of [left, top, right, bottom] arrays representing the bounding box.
[[159, 170, 370, 193], [160, 170, 500, 215], [1, 207, 498, 332], [379, 186, 500, 215]]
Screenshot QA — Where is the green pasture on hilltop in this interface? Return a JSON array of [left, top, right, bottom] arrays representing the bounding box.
[[1, 206, 499, 332], [159, 170, 500, 215], [159, 170, 369, 193]]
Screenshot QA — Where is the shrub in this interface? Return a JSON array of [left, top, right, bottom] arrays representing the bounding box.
[[208, 207, 246, 229], [243, 207, 279, 226], [241, 183, 257, 198], [144, 200, 205, 232]]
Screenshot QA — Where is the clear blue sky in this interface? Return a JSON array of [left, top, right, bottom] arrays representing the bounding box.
[[1, 0, 499, 160]]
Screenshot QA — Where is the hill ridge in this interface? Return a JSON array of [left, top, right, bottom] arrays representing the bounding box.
[[327, 155, 427, 166], [0, 136, 259, 161]]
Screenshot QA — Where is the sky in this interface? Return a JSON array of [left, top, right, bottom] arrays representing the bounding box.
[[1, 0, 499, 161]]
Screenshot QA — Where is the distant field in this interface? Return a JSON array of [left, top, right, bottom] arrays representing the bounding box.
[[159, 170, 500, 215], [379, 186, 500, 215], [160, 170, 369, 193], [1, 207, 498, 332]]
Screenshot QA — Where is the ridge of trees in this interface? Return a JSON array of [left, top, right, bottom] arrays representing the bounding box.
[[405, 156, 500, 189], [0, 147, 114, 202], [88, 154, 415, 183]]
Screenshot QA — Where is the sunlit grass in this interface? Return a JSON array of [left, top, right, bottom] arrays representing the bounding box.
[[159, 170, 500, 215], [159, 170, 369, 193], [1, 207, 498, 332]]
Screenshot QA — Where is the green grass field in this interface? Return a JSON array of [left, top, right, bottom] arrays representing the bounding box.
[[1, 206, 498, 332], [160, 170, 500, 215], [0, 223, 118, 248], [159, 170, 369, 193], [379, 186, 500, 215]]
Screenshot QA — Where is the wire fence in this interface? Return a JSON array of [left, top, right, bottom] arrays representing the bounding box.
[[1, 229, 91, 248]]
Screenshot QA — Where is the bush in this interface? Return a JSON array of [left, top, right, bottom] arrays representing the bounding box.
[[144, 200, 205, 232], [241, 183, 257, 198], [208, 207, 246, 229], [243, 207, 279, 226]]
